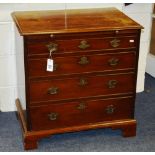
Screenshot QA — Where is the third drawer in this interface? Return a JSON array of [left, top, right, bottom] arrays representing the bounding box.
[[29, 72, 135, 104]]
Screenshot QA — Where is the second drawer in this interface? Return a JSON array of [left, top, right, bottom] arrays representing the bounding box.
[[29, 73, 135, 103], [28, 52, 136, 78]]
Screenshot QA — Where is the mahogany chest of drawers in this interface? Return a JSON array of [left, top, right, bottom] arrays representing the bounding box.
[[12, 8, 143, 150]]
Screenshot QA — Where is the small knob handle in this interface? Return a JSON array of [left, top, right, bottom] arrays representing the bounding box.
[[105, 105, 115, 114], [48, 112, 58, 120], [110, 39, 120, 48], [115, 30, 119, 34], [47, 87, 59, 95], [78, 40, 90, 49], [108, 58, 119, 66], [78, 56, 89, 65], [108, 80, 118, 89], [50, 34, 54, 38]]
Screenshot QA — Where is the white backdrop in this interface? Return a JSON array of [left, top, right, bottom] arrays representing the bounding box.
[[0, 3, 153, 111]]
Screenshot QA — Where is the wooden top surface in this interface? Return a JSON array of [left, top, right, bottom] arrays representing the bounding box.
[[12, 7, 143, 35]]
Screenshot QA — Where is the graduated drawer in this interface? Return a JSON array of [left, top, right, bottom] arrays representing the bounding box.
[[27, 36, 138, 55], [28, 52, 136, 78], [29, 73, 135, 103], [29, 96, 134, 131]]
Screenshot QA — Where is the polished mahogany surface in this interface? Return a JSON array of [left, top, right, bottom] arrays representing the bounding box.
[[12, 8, 142, 149], [12, 8, 142, 35], [29, 73, 135, 103], [29, 96, 134, 131], [28, 52, 136, 78]]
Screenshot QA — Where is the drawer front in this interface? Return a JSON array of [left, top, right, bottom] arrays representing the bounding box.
[[26, 30, 139, 42], [29, 73, 135, 103], [28, 52, 136, 78], [29, 96, 134, 131], [27, 36, 138, 55]]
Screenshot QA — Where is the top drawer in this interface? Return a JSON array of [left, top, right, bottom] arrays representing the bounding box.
[[26, 31, 138, 55]]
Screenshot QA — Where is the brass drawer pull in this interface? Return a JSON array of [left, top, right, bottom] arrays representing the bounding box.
[[79, 78, 88, 86], [108, 80, 118, 89], [78, 56, 89, 65], [108, 58, 119, 66], [48, 112, 58, 120], [78, 40, 90, 49], [77, 102, 86, 110], [47, 87, 59, 95], [47, 42, 58, 53], [105, 105, 115, 114], [110, 38, 120, 48]]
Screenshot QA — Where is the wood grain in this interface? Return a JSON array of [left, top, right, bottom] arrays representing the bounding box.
[[28, 52, 136, 78], [12, 8, 143, 35], [29, 73, 135, 103], [29, 96, 134, 131], [16, 98, 136, 150], [26, 35, 138, 55], [13, 8, 142, 150]]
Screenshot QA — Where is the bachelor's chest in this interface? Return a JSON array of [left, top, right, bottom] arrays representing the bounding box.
[[12, 8, 143, 150]]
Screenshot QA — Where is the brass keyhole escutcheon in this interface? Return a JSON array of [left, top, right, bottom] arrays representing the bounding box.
[[77, 102, 87, 110], [79, 78, 88, 86], [78, 40, 90, 50], [108, 58, 119, 66], [78, 56, 90, 65], [46, 42, 58, 53]]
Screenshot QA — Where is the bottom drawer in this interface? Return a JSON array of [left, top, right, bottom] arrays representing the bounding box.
[[29, 96, 134, 131]]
